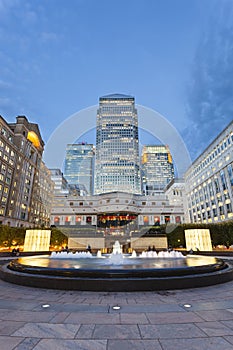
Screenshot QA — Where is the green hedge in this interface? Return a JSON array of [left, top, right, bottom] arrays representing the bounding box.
[[0, 226, 67, 249], [165, 221, 233, 248]]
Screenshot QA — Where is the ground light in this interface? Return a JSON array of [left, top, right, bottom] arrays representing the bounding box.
[[41, 304, 50, 308], [112, 305, 121, 310], [183, 304, 192, 308]]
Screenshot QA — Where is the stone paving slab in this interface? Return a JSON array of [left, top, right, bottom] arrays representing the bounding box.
[[146, 311, 203, 323], [0, 309, 57, 322], [139, 323, 207, 339], [0, 277, 233, 348], [0, 300, 39, 311], [93, 324, 141, 339], [109, 303, 184, 313], [195, 309, 233, 321], [107, 339, 163, 350], [180, 300, 233, 311], [33, 303, 109, 313], [65, 312, 120, 324], [195, 321, 233, 336], [0, 335, 24, 350], [14, 338, 40, 350], [33, 339, 107, 350], [12, 322, 80, 339], [119, 312, 149, 324], [159, 337, 233, 350], [0, 320, 25, 336]]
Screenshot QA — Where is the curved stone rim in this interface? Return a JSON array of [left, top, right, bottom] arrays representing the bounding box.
[[1, 257, 233, 291], [6, 257, 227, 278]]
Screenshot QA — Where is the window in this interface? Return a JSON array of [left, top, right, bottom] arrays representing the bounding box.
[[214, 178, 220, 193], [1, 128, 7, 136], [1, 164, 6, 173], [86, 216, 92, 223], [54, 216, 60, 224], [226, 203, 232, 213], [76, 216, 82, 223], [228, 164, 233, 186], [220, 171, 227, 191]]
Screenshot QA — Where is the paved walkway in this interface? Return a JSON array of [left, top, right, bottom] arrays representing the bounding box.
[[0, 274, 233, 349]]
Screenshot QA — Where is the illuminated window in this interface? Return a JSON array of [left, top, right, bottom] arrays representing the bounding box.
[[154, 216, 160, 225]]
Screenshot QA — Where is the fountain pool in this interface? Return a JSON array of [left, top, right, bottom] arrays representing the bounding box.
[[1, 242, 233, 291]]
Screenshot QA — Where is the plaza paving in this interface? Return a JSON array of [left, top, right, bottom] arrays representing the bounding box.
[[1, 264, 233, 350]]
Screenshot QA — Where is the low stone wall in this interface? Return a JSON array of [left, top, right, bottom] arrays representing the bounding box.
[[68, 237, 105, 250], [131, 236, 168, 251], [68, 236, 168, 252]]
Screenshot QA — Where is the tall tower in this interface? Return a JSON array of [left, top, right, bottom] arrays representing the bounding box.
[[64, 143, 95, 194], [141, 145, 174, 194], [95, 94, 141, 195]]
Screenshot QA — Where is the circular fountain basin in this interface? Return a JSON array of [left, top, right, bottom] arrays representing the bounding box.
[[1, 254, 233, 291]]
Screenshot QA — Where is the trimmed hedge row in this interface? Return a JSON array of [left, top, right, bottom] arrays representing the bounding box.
[[0, 226, 68, 249]]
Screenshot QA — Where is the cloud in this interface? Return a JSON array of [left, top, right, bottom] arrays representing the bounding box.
[[40, 31, 59, 43], [0, 0, 16, 13], [0, 97, 11, 106], [184, 1, 233, 160], [0, 79, 11, 88]]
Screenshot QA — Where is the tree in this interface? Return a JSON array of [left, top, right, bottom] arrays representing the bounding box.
[[0, 226, 25, 248], [50, 228, 68, 248]]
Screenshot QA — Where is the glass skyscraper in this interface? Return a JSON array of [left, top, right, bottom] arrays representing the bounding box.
[[95, 94, 141, 195], [64, 143, 95, 194], [141, 145, 174, 194]]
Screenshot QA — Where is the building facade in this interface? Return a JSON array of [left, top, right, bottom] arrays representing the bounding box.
[[50, 191, 184, 234], [50, 169, 68, 194], [141, 145, 174, 194], [0, 115, 53, 227], [184, 121, 233, 223], [95, 94, 141, 195], [64, 143, 95, 194]]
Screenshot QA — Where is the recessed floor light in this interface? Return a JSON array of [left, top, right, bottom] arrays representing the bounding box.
[[183, 304, 192, 308], [41, 304, 50, 308], [112, 305, 121, 310]]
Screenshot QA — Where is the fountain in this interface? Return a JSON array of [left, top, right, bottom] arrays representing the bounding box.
[[1, 241, 233, 291]]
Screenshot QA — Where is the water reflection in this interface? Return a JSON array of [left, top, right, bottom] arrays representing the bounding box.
[[16, 255, 218, 271]]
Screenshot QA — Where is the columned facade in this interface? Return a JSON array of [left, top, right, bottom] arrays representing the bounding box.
[[50, 191, 184, 235]]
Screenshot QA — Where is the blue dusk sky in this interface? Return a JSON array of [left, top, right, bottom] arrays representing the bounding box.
[[0, 0, 233, 166]]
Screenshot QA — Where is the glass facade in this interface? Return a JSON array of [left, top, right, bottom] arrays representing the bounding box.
[[95, 94, 141, 194], [141, 145, 174, 194], [64, 143, 94, 195]]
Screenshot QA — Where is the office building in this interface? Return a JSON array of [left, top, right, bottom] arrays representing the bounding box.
[[141, 145, 174, 194], [184, 121, 233, 223], [95, 94, 141, 195], [64, 143, 94, 194], [0, 115, 53, 227], [50, 169, 69, 194]]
